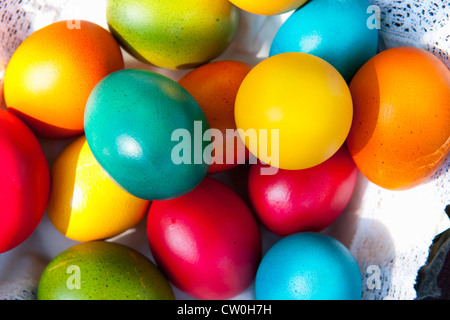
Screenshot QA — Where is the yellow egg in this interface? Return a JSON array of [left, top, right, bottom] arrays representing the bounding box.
[[229, 0, 307, 16], [235, 52, 353, 170], [47, 136, 150, 242]]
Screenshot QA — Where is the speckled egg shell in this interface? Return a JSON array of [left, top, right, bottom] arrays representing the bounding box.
[[346, 47, 450, 190], [270, 0, 379, 82], [84, 68, 210, 201], [37, 241, 175, 300], [106, 0, 239, 70]]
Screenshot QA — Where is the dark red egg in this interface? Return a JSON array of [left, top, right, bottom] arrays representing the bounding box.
[[248, 145, 358, 236]]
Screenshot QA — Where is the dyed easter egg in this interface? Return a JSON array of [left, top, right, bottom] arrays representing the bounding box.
[[270, 0, 379, 83], [228, 0, 307, 15], [37, 241, 175, 300], [347, 47, 450, 190], [3, 20, 124, 139], [255, 232, 362, 300], [47, 136, 150, 242], [0, 110, 50, 254], [234, 52, 353, 170], [106, 0, 239, 70], [147, 177, 262, 300], [178, 60, 252, 173], [248, 145, 359, 236], [84, 68, 210, 201]]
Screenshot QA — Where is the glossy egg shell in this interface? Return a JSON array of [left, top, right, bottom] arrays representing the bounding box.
[[178, 60, 252, 173], [228, 0, 308, 15], [37, 241, 175, 300], [84, 68, 210, 201], [106, 0, 239, 70], [0, 110, 50, 253], [270, 0, 379, 83], [248, 145, 359, 236], [346, 47, 450, 190], [3, 20, 124, 139], [255, 232, 362, 300], [147, 177, 262, 300], [47, 135, 150, 242], [234, 52, 353, 170]]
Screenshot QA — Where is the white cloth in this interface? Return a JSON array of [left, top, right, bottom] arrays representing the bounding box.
[[0, 0, 449, 300], [369, 0, 449, 69]]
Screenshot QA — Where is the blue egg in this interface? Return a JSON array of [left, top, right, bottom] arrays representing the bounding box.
[[84, 69, 210, 201], [255, 232, 362, 300], [270, 0, 379, 82]]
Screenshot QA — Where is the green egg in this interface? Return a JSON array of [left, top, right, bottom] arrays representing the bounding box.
[[106, 0, 239, 70], [37, 241, 175, 300]]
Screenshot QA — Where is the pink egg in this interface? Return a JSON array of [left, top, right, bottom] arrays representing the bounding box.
[[248, 145, 359, 236], [0, 110, 50, 253], [147, 177, 261, 300]]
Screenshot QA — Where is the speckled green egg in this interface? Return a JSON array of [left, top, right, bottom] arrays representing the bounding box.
[[37, 241, 175, 300], [84, 68, 211, 201], [106, 0, 239, 70]]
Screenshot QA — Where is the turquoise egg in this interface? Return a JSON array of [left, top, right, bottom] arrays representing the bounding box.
[[255, 232, 362, 300], [84, 69, 211, 201], [269, 0, 379, 82]]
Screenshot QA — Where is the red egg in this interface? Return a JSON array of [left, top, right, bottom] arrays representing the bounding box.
[[0, 110, 50, 253], [147, 177, 261, 300], [248, 145, 358, 236]]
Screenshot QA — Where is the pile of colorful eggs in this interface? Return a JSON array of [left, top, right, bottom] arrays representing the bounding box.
[[0, 0, 449, 300]]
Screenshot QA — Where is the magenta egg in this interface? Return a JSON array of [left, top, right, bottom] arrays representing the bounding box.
[[0, 110, 50, 253], [147, 176, 262, 300], [248, 145, 359, 236]]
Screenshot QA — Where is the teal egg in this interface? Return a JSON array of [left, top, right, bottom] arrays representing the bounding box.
[[255, 232, 362, 300], [84, 69, 210, 201], [37, 241, 175, 300], [270, 0, 379, 82]]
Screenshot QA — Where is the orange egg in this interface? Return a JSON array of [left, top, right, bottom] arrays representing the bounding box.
[[178, 60, 252, 173], [3, 20, 124, 139], [347, 47, 450, 190]]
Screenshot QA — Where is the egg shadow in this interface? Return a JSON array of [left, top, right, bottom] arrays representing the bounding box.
[[39, 136, 82, 238], [208, 163, 252, 205], [5, 108, 84, 140], [346, 59, 381, 156], [323, 173, 396, 300], [323, 171, 369, 248]]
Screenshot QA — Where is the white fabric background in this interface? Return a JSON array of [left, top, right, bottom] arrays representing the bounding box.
[[0, 0, 449, 300]]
